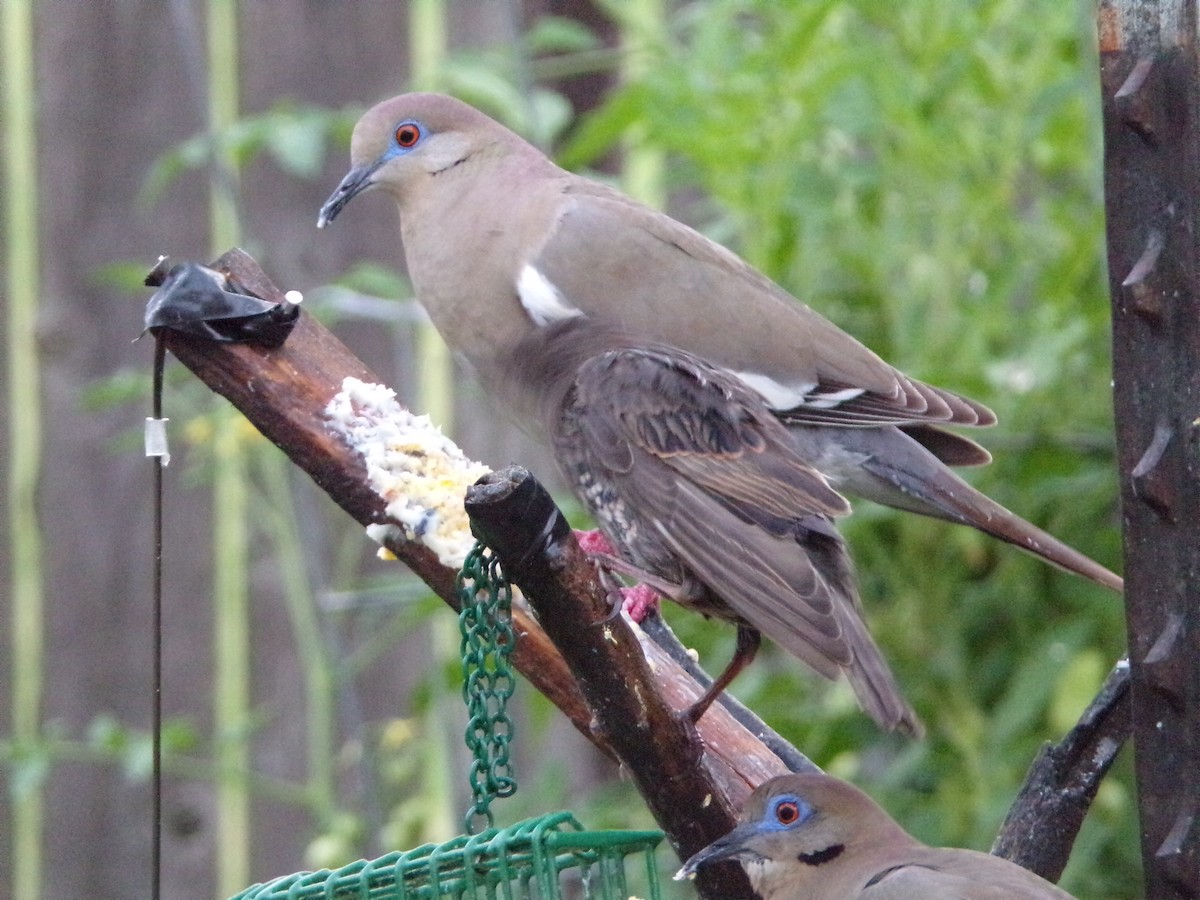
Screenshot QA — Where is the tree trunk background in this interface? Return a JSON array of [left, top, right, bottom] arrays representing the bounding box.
[[1099, 1, 1200, 894]]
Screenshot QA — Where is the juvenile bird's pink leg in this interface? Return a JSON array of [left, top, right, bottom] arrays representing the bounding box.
[[619, 583, 660, 622], [574, 529, 755, 721], [575, 528, 615, 556], [574, 529, 663, 622], [687, 626, 762, 722]]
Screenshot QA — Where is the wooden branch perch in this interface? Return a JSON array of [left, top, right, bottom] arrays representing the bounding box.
[[465, 466, 767, 897], [148, 247, 1130, 895]]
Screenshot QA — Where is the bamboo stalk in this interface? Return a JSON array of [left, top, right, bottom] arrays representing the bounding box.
[[408, 0, 460, 844], [618, 0, 666, 208], [2, 0, 45, 896], [206, 0, 251, 894], [212, 419, 251, 895], [256, 452, 337, 825], [408, 0, 454, 436]]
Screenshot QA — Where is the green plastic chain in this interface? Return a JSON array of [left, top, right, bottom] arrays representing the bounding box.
[[229, 540, 666, 900], [457, 541, 517, 833]]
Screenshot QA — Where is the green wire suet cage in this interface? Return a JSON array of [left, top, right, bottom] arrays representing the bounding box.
[[232, 812, 663, 900], [231, 543, 666, 900]]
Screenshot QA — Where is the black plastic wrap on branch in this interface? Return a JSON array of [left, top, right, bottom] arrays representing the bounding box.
[[143, 252, 299, 346]]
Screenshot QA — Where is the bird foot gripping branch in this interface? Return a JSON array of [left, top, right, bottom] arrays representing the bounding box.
[[574, 529, 662, 622]]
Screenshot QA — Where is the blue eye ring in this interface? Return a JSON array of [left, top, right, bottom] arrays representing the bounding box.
[[395, 121, 422, 148], [766, 794, 811, 829]]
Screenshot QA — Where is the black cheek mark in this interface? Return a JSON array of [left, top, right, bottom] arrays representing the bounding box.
[[432, 156, 469, 177], [797, 844, 844, 866]]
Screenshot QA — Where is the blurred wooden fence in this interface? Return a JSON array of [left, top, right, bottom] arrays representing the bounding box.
[[0, 3, 618, 898]]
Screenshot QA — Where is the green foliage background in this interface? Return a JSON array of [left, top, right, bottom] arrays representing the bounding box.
[[557, 1, 1135, 896]]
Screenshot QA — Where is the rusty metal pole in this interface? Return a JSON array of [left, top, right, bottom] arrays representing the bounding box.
[[1098, 3, 1200, 896]]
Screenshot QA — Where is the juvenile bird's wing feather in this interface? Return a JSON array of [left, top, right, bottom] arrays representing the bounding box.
[[533, 190, 1120, 592], [563, 346, 919, 734]]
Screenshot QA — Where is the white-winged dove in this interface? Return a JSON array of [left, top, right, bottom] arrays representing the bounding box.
[[676, 773, 1077, 899], [319, 93, 1121, 730]]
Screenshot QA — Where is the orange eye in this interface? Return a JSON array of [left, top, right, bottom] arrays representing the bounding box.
[[395, 123, 421, 148], [775, 800, 801, 825]]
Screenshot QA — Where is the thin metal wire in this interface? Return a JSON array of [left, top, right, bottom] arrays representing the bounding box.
[[151, 334, 166, 900]]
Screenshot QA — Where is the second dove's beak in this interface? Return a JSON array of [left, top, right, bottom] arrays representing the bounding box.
[[317, 158, 383, 228], [674, 822, 763, 880]]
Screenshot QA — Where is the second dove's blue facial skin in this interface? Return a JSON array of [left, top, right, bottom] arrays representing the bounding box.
[[320, 92, 1121, 729], [678, 773, 1077, 899]]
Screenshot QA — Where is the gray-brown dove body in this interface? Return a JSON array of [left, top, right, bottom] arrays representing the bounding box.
[[677, 773, 1077, 899], [319, 93, 1121, 730]]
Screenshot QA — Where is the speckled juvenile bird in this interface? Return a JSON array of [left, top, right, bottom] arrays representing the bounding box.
[[515, 318, 916, 731], [677, 773, 1076, 899], [318, 93, 1122, 729]]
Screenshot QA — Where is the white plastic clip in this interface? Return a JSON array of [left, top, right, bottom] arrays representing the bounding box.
[[145, 417, 171, 466]]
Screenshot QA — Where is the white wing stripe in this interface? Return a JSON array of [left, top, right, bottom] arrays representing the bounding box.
[[804, 386, 865, 408], [517, 265, 584, 326], [727, 369, 863, 411]]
